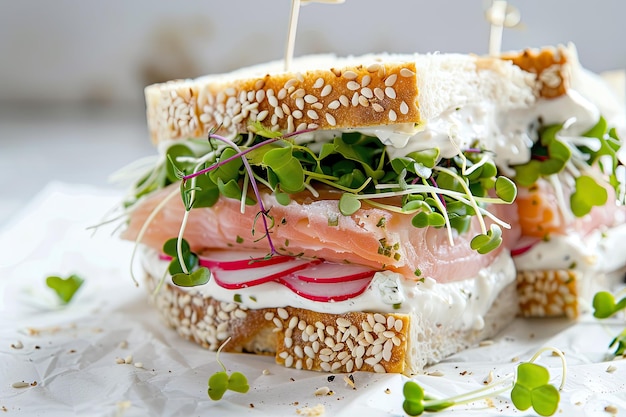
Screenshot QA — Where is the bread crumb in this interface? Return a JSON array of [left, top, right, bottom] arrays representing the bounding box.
[[262, 369, 270, 375], [606, 365, 617, 374], [314, 386, 332, 396], [11, 382, 30, 389], [479, 340, 494, 347], [604, 405, 618, 414], [10, 341, 23, 349], [384, 388, 391, 394], [296, 404, 325, 416]]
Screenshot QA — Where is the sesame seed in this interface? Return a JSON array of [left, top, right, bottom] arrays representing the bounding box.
[[315, 386, 330, 396], [295, 359, 303, 370], [313, 77, 325, 89], [321, 85, 333, 97], [257, 110, 269, 122], [304, 346, 315, 359], [297, 122, 308, 131], [385, 87, 397, 99], [268, 95, 278, 107], [306, 324, 315, 335], [317, 328, 325, 341], [296, 72, 305, 83], [372, 103, 384, 113], [11, 341, 23, 349], [285, 355, 294, 368], [285, 337, 293, 348], [351, 93, 359, 107], [374, 87, 385, 101], [388, 109, 397, 122], [282, 103, 291, 115], [355, 345, 365, 358], [346, 359, 354, 373], [382, 330, 395, 338], [331, 362, 341, 371], [270, 113, 278, 127], [361, 75, 371, 87], [294, 345, 304, 358], [231, 113, 244, 125], [311, 102, 323, 110], [371, 344, 383, 356], [307, 110, 319, 120], [285, 78, 299, 89], [355, 357, 363, 369], [361, 87, 373, 99], [358, 95, 369, 107], [225, 87, 236, 97], [134, 362, 144, 369], [295, 97, 305, 110], [367, 63, 381, 73], [288, 316, 299, 329], [279, 351, 289, 359], [272, 317, 283, 328], [298, 319, 307, 330], [320, 362, 331, 372], [374, 364, 386, 373], [247, 91, 255, 102], [304, 94, 318, 104], [115, 357, 125, 364], [328, 100, 340, 110], [347, 81, 360, 91], [373, 323, 386, 334], [394, 319, 403, 332], [274, 106, 284, 118], [339, 95, 350, 107], [292, 88, 306, 99], [12, 381, 30, 389], [384, 74, 398, 87], [365, 356, 381, 366], [292, 110, 303, 119], [325, 113, 337, 126], [306, 358, 314, 370], [336, 317, 351, 328], [400, 68, 415, 77], [277, 88, 287, 100], [343, 70, 358, 80], [124, 355, 133, 364], [400, 101, 409, 115]]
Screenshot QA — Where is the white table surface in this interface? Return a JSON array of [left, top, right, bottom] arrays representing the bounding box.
[[1, 106, 625, 417]]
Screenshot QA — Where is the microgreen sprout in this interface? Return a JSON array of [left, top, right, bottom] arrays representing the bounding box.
[[45, 274, 85, 304], [511, 117, 623, 217], [207, 337, 250, 401], [162, 238, 210, 287], [402, 347, 566, 416], [592, 289, 626, 355]]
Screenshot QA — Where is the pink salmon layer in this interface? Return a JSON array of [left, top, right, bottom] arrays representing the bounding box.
[[122, 185, 520, 282]]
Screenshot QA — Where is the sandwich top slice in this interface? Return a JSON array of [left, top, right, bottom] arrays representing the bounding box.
[[118, 45, 624, 375]]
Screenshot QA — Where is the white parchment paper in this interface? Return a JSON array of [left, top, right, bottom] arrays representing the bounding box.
[[1, 182, 625, 417]]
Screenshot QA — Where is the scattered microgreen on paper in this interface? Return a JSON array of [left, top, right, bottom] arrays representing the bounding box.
[[592, 290, 626, 355], [208, 338, 250, 400], [403, 347, 566, 416], [45, 274, 85, 304]]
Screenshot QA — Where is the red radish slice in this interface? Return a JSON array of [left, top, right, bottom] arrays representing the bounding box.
[[511, 236, 542, 257], [295, 262, 376, 283], [278, 274, 371, 302], [198, 250, 292, 270], [212, 258, 320, 289]]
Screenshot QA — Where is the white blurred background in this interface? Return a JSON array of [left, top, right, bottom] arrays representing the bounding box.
[[1, 0, 625, 226]]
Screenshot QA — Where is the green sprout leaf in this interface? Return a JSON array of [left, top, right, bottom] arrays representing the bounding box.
[[402, 381, 425, 416], [470, 224, 503, 254], [45, 274, 84, 304], [570, 175, 608, 217], [511, 363, 560, 416], [208, 338, 250, 401], [412, 211, 445, 228], [339, 193, 361, 216], [495, 176, 517, 203], [262, 146, 305, 193], [172, 268, 210, 287], [609, 329, 626, 356], [592, 291, 626, 319]]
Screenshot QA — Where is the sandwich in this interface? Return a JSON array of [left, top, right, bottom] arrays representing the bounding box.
[[502, 46, 626, 319], [118, 44, 625, 375]]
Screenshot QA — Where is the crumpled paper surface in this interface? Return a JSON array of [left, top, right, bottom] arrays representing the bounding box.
[[1, 182, 625, 417]]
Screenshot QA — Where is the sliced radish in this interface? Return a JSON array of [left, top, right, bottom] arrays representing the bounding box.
[[278, 274, 371, 302], [511, 236, 542, 257], [198, 250, 293, 270], [295, 262, 376, 283], [212, 258, 320, 289]]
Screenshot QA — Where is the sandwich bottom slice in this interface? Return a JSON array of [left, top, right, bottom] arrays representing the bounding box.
[[139, 247, 518, 375]]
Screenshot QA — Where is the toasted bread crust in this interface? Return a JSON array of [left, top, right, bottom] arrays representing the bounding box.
[[516, 269, 580, 319], [502, 46, 570, 99], [145, 61, 419, 144]]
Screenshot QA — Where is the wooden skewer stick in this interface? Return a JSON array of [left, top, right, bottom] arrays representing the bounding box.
[[284, 0, 345, 72], [485, 0, 520, 56]]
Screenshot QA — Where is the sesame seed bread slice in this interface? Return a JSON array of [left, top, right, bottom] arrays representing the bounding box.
[[144, 50, 552, 144], [143, 252, 518, 375]]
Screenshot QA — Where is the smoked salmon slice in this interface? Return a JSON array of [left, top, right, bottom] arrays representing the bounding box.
[[121, 184, 520, 283]]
